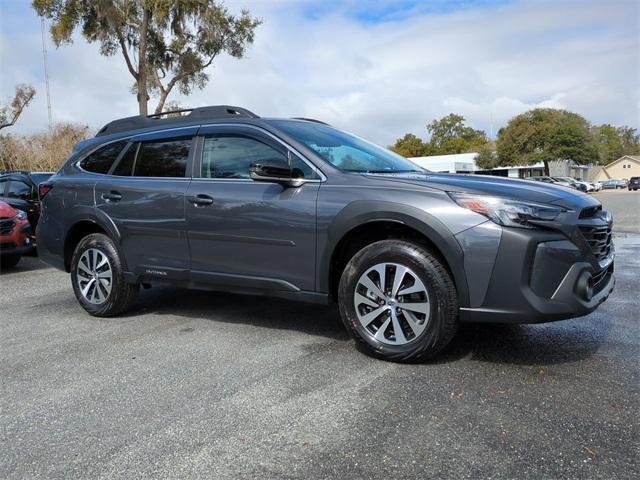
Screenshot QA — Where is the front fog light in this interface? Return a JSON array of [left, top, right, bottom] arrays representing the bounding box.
[[576, 271, 594, 301]]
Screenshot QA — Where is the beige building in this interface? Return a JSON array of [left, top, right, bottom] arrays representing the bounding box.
[[591, 155, 640, 182]]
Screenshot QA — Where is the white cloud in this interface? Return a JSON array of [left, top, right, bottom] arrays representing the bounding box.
[[1, 0, 638, 146]]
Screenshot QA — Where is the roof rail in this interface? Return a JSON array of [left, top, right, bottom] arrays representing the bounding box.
[[291, 117, 330, 126], [0, 170, 31, 176], [96, 105, 259, 137]]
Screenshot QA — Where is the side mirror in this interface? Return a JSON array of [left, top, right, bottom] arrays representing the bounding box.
[[250, 160, 304, 188]]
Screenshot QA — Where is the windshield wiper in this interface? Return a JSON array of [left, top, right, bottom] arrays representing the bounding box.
[[364, 169, 423, 174]]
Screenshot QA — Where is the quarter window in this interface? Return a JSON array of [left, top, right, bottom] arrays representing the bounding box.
[[6, 181, 32, 199], [133, 139, 191, 178], [81, 141, 128, 174], [202, 136, 317, 179]]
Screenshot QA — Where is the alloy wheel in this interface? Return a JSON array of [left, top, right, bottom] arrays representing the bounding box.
[[77, 248, 113, 305], [353, 262, 431, 345]]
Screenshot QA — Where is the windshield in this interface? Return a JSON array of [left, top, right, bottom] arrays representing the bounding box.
[[271, 120, 425, 173]]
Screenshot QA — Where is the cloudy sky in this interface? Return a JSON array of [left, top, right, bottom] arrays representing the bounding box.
[[1, 0, 638, 146]]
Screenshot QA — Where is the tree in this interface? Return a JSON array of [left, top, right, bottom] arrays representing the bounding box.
[[592, 124, 623, 165], [391, 113, 488, 158], [33, 1, 261, 116], [496, 108, 598, 176], [0, 84, 36, 131], [617, 126, 640, 154], [390, 133, 429, 157], [591, 123, 640, 165], [426, 113, 488, 155], [474, 145, 500, 170]]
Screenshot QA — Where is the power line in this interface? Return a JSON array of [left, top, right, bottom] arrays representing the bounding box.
[[41, 18, 52, 131]]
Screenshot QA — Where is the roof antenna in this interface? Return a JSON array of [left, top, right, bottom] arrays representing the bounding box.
[[41, 18, 53, 131]]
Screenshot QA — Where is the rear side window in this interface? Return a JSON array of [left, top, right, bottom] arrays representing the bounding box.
[[133, 139, 190, 178], [113, 143, 138, 176], [6, 181, 32, 199], [80, 140, 128, 174]]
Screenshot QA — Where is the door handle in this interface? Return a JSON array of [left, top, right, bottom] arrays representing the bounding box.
[[101, 191, 122, 202], [187, 194, 214, 206]]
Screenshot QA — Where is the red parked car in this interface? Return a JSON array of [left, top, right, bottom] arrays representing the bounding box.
[[0, 200, 32, 269]]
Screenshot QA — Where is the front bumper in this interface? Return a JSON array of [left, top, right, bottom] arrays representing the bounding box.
[[459, 224, 615, 324], [0, 222, 33, 256]]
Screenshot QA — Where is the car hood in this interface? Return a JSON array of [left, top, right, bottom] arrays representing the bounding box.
[[0, 200, 18, 218], [365, 172, 600, 210]]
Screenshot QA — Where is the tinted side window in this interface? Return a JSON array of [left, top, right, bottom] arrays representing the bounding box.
[[6, 181, 32, 199], [202, 136, 317, 179], [133, 139, 190, 178], [81, 141, 128, 174], [113, 143, 138, 176], [0, 180, 8, 197]]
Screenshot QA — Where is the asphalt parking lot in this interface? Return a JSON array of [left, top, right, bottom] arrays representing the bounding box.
[[1, 192, 638, 479], [592, 189, 640, 233]]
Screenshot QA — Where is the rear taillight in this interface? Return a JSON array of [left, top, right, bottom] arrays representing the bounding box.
[[39, 183, 53, 199]]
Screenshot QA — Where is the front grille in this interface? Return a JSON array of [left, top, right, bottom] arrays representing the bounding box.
[[0, 218, 15, 236], [592, 264, 614, 294], [579, 224, 613, 262]]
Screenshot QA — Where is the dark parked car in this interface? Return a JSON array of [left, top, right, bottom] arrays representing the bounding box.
[[37, 106, 615, 361], [528, 176, 556, 184], [0, 200, 32, 269], [0, 171, 53, 234], [601, 179, 626, 189], [628, 177, 639, 191], [552, 176, 588, 192], [529, 176, 576, 189]]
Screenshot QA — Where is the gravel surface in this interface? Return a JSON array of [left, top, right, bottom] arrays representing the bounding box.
[[1, 236, 638, 479]]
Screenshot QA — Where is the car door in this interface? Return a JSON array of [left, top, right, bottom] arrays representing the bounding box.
[[185, 125, 322, 292], [2, 179, 38, 227], [95, 127, 197, 279]]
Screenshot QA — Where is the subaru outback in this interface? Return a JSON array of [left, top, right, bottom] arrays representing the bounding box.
[[37, 106, 615, 361]]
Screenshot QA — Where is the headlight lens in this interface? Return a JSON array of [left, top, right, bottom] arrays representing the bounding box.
[[15, 210, 28, 220], [448, 192, 566, 229]]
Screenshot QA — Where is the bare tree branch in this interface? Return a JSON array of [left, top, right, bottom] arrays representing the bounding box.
[[0, 85, 36, 131], [116, 29, 138, 80]]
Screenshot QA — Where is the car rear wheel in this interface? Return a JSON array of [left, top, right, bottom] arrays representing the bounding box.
[[0, 254, 21, 269], [70, 233, 138, 317], [338, 240, 458, 362]]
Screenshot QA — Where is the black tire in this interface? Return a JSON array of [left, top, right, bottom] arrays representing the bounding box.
[[70, 233, 138, 317], [338, 240, 458, 362], [0, 254, 21, 269]]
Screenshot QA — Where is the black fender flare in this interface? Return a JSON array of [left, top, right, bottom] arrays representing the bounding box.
[[318, 200, 470, 308], [64, 209, 125, 270]]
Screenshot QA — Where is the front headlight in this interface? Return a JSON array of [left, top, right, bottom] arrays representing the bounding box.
[[15, 210, 28, 220], [448, 192, 566, 229]]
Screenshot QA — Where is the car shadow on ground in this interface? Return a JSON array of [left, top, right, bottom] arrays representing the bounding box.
[[131, 286, 350, 341], [126, 285, 613, 365], [0, 256, 49, 275], [437, 315, 614, 366]]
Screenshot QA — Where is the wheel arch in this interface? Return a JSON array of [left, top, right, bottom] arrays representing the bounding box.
[[320, 201, 470, 308], [63, 216, 120, 272]]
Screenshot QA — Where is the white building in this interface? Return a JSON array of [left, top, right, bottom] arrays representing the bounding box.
[[410, 152, 546, 178]]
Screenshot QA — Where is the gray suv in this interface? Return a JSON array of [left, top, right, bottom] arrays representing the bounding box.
[[37, 106, 615, 361]]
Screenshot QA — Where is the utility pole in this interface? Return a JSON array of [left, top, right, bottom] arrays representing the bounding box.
[[41, 18, 52, 131], [489, 110, 494, 139]]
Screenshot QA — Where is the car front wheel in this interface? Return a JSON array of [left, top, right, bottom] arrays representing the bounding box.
[[338, 240, 458, 362], [70, 233, 138, 317]]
